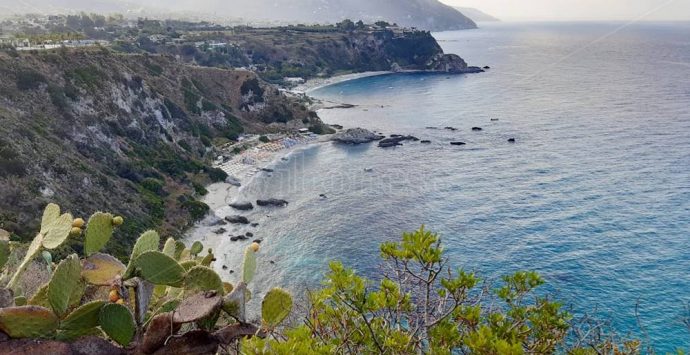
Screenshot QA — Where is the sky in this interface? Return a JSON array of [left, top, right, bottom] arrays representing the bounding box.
[[442, 0, 690, 21]]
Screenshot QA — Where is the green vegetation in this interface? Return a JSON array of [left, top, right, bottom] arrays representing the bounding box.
[[0, 203, 292, 353], [259, 135, 270, 143], [65, 66, 105, 89], [15, 70, 47, 91]]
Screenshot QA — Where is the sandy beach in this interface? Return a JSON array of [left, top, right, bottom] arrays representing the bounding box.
[[291, 71, 393, 94]]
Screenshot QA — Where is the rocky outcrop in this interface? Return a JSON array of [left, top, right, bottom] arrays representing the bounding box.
[[331, 128, 384, 144], [225, 215, 250, 224], [378, 135, 419, 148], [427, 54, 484, 74]]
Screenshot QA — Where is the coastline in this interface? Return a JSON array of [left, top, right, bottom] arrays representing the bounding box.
[[291, 71, 393, 94]]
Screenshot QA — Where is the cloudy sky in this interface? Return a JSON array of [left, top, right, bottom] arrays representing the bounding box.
[[443, 0, 690, 21]]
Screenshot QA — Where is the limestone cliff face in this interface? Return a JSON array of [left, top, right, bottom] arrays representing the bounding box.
[[0, 49, 317, 256]]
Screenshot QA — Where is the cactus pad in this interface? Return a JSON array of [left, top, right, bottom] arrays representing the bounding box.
[[124, 230, 160, 279], [180, 260, 198, 271], [60, 300, 105, 331], [14, 296, 27, 306], [172, 291, 222, 324], [242, 247, 257, 284], [40, 203, 61, 234], [162, 237, 177, 257], [28, 284, 50, 308], [0, 306, 59, 338], [84, 212, 114, 256], [99, 303, 135, 346], [200, 249, 214, 267], [81, 253, 126, 285], [42, 212, 73, 250], [261, 288, 293, 328], [184, 266, 224, 294], [0, 239, 9, 270], [190, 241, 203, 255], [174, 241, 186, 260], [133, 251, 185, 287], [48, 254, 82, 317]]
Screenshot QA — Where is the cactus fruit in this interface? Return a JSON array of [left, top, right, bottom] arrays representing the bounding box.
[[191, 241, 203, 256], [84, 212, 114, 256], [81, 253, 126, 286], [109, 290, 120, 303], [116, 299, 125, 305], [70, 227, 82, 236], [112, 216, 124, 226], [250, 242, 260, 252], [184, 266, 224, 294], [123, 230, 160, 279], [162, 237, 177, 257], [242, 246, 257, 284], [133, 251, 185, 287], [261, 288, 293, 329], [48, 254, 82, 317], [60, 300, 106, 331], [99, 303, 136, 346], [72, 218, 85, 228], [0, 306, 59, 338]]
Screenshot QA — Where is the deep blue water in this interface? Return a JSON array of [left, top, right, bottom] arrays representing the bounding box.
[[212, 22, 690, 350]]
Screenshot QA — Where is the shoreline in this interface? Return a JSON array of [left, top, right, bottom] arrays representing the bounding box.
[[291, 71, 393, 94]]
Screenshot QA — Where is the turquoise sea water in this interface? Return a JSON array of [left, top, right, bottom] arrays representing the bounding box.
[[223, 22, 690, 350]]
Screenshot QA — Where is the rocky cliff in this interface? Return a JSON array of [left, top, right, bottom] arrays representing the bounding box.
[[0, 48, 318, 258]]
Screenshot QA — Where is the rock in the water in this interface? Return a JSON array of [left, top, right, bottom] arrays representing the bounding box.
[[212, 228, 227, 235], [330, 124, 344, 129], [319, 194, 327, 199], [444, 126, 458, 131], [508, 138, 516, 143], [229, 202, 254, 211], [491, 118, 499, 121], [450, 141, 467, 146], [253, 239, 262, 244], [378, 135, 419, 148], [250, 223, 259, 227], [257, 199, 289, 207], [222, 265, 228, 270], [261, 168, 274, 173], [230, 236, 240, 242], [331, 128, 384, 144], [420, 140, 432, 144], [205, 216, 227, 227], [472, 127, 483, 131], [225, 215, 250, 224], [483, 65, 491, 69], [245, 232, 254, 237]]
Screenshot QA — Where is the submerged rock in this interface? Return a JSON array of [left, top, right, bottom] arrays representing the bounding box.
[[229, 202, 254, 211], [472, 127, 483, 131], [212, 228, 227, 235], [331, 128, 385, 144], [257, 198, 289, 207], [225, 215, 250, 224], [450, 141, 467, 146]]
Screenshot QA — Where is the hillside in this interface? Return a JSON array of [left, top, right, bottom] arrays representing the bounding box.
[[0, 48, 317, 258], [454, 7, 500, 22], [0, 0, 478, 31]]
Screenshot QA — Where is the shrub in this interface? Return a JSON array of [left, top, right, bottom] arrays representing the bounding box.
[[259, 135, 270, 143], [16, 70, 47, 91], [182, 200, 209, 221], [205, 166, 227, 183], [140, 178, 165, 196]]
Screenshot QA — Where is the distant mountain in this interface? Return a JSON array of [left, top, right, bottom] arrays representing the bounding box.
[[0, 0, 478, 31], [454, 7, 499, 22]]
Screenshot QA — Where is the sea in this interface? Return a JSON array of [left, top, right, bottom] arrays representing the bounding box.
[[204, 22, 690, 350]]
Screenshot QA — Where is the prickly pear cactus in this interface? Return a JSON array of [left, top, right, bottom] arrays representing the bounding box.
[[180, 260, 199, 271], [81, 253, 126, 286], [84, 212, 114, 256], [42, 213, 73, 250], [124, 230, 160, 279], [99, 303, 136, 346], [184, 266, 224, 294], [41, 251, 52, 272], [60, 300, 106, 331], [0, 306, 59, 338], [48, 254, 82, 317], [133, 251, 185, 287], [7, 233, 44, 291], [242, 246, 257, 284], [28, 284, 49, 308], [190, 241, 203, 255], [14, 295, 27, 306], [261, 288, 293, 329], [40, 203, 61, 235]]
